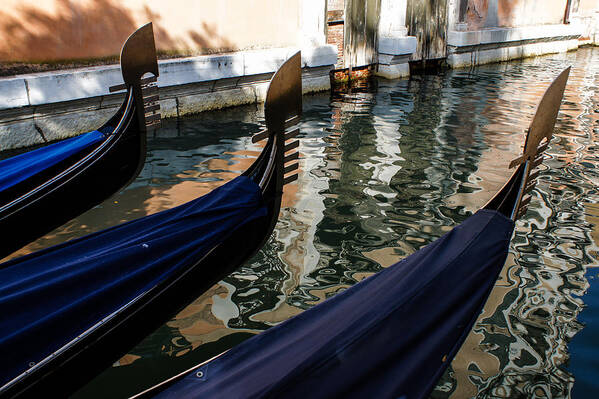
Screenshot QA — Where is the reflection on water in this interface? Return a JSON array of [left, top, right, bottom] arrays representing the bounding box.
[[15, 49, 598, 398]]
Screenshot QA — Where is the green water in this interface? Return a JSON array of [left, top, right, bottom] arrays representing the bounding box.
[[15, 48, 598, 398]]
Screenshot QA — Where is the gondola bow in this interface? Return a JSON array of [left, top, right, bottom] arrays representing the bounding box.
[[134, 68, 571, 399], [0, 53, 302, 397], [0, 23, 160, 260]]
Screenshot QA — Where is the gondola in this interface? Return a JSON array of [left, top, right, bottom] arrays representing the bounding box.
[[131, 68, 571, 399], [0, 23, 161, 260], [0, 52, 301, 398]]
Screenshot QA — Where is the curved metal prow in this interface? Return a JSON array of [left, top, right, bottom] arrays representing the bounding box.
[[506, 67, 570, 220], [252, 52, 302, 191], [120, 23, 159, 86], [109, 23, 161, 132]]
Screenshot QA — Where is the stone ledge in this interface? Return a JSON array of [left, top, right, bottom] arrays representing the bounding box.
[[0, 45, 337, 111], [447, 24, 582, 48], [376, 63, 410, 80], [0, 79, 29, 109], [378, 36, 417, 56], [375, 35, 416, 80], [447, 38, 580, 68], [0, 65, 333, 151]]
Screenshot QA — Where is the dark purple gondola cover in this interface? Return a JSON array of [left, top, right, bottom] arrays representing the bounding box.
[[0, 129, 105, 193], [0, 176, 266, 389], [154, 209, 514, 399]]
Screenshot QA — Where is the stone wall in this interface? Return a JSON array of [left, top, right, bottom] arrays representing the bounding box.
[[0, 47, 337, 151], [0, 0, 301, 62], [458, 0, 569, 30], [327, 0, 345, 67], [571, 0, 599, 44], [447, 0, 585, 68]]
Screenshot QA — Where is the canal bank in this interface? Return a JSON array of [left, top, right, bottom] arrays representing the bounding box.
[[9, 46, 589, 398], [2, 1, 599, 152], [0, 46, 337, 151]]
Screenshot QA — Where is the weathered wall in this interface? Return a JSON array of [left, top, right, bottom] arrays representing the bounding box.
[[327, 0, 345, 66], [344, 0, 380, 68], [407, 0, 447, 60], [460, 0, 570, 30], [379, 0, 407, 36], [497, 0, 568, 27], [569, 0, 599, 16], [0, 0, 301, 62]]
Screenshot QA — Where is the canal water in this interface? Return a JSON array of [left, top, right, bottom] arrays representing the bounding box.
[[6, 47, 598, 398]]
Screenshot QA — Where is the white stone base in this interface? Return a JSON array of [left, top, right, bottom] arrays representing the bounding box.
[[375, 63, 410, 80], [446, 24, 582, 69], [375, 35, 416, 80], [571, 12, 599, 46], [448, 38, 580, 69], [0, 45, 337, 151]]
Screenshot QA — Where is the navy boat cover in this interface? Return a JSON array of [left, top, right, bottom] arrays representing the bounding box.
[[154, 209, 514, 399], [0, 176, 266, 388], [0, 129, 105, 193]]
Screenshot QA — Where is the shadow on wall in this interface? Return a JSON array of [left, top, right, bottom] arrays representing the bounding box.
[[0, 0, 141, 61], [0, 0, 234, 63], [187, 22, 235, 54], [142, 7, 234, 56], [463, 0, 567, 30]]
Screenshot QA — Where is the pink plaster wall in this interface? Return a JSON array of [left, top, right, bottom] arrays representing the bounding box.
[[464, 0, 570, 30], [0, 0, 301, 62]]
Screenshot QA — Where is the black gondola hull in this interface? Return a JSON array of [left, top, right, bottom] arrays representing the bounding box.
[[0, 112, 145, 259], [0, 52, 301, 398], [0, 22, 160, 260]]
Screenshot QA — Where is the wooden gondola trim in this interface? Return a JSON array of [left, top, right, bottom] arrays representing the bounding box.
[[144, 104, 161, 114], [285, 128, 300, 141], [141, 87, 158, 98], [283, 174, 299, 185], [517, 206, 529, 220], [524, 180, 536, 195], [527, 169, 540, 182], [284, 152, 299, 163], [144, 95, 159, 105], [532, 155, 544, 169], [108, 76, 158, 93], [145, 114, 161, 124], [284, 140, 300, 153], [252, 116, 301, 143], [284, 163, 299, 175]]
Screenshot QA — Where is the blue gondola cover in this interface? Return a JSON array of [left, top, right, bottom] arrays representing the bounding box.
[[154, 209, 514, 399], [0, 130, 105, 193], [0, 176, 267, 388]]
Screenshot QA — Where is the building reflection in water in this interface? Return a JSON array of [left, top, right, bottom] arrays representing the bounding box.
[[12, 48, 599, 399]]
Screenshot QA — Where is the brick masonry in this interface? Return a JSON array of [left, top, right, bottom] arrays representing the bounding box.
[[327, 24, 344, 67], [327, 0, 345, 67]]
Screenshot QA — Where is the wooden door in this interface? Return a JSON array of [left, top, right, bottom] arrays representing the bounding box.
[[406, 0, 448, 61], [327, 0, 346, 68], [344, 0, 380, 68]]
